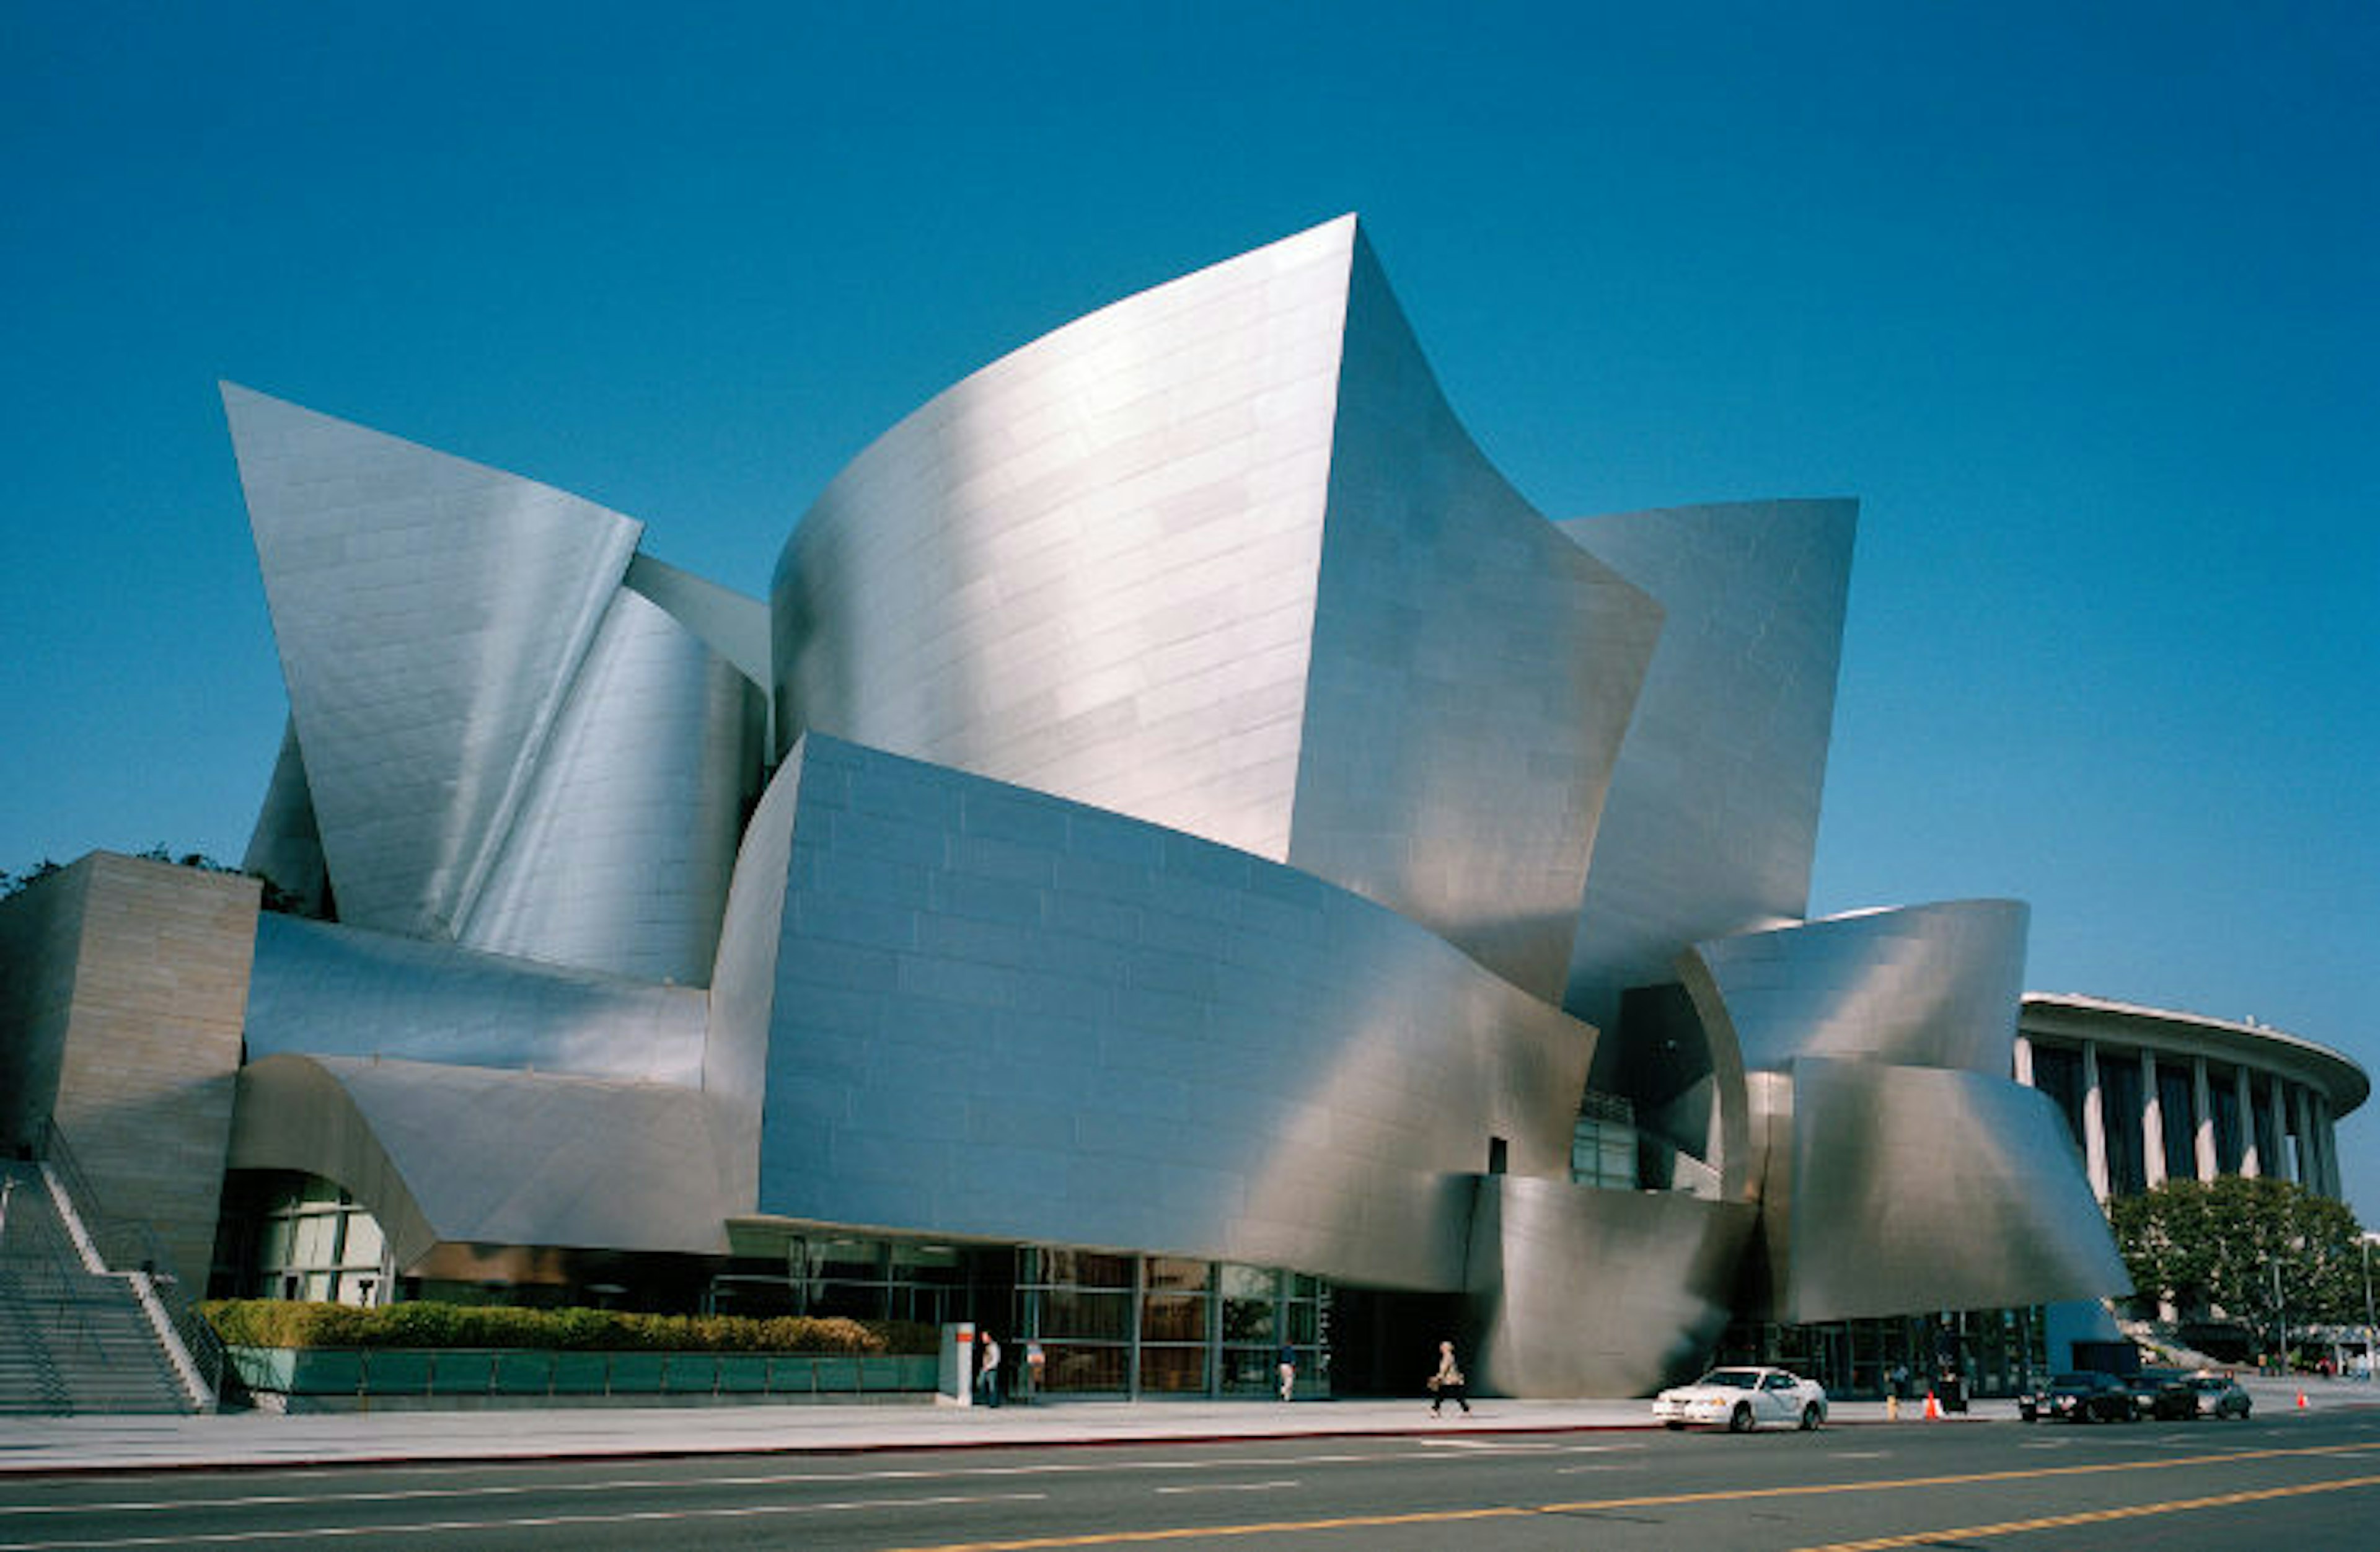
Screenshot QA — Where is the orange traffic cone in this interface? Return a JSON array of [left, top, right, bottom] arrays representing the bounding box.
[[2297, 1388, 2309, 1409], [1923, 1391, 1942, 1420]]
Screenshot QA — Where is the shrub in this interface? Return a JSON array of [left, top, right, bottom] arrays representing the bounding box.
[[200, 1300, 936, 1355]]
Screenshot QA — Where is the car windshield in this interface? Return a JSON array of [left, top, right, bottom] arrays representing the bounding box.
[[1695, 1370, 1760, 1389], [2051, 1373, 2097, 1387], [2188, 1377, 2229, 1390]]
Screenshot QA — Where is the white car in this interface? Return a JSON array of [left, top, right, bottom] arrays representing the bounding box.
[[1653, 1366, 1828, 1432]]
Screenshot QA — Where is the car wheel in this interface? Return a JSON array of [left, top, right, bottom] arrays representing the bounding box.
[[1800, 1403, 1822, 1431], [1729, 1403, 1754, 1434], [1664, 1421, 1685, 1431]]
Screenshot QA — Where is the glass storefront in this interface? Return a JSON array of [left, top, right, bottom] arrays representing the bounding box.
[[1723, 1307, 2047, 1399], [213, 1171, 392, 1305], [1019, 1247, 1330, 1399]]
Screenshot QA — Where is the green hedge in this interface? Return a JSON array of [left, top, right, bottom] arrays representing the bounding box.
[[201, 1300, 937, 1355]]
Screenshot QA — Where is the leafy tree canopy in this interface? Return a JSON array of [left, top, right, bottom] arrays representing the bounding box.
[[2110, 1174, 2367, 1326]]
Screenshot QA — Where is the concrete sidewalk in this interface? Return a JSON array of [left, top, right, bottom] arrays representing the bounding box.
[[0, 1377, 2366, 1477]]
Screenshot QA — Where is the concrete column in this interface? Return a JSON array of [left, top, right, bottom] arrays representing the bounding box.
[[2236, 1065, 2261, 1177], [2080, 1041, 2110, 1201], [2192, 1056, 2218, 1183], [2141, 1050, 2167, 1190]]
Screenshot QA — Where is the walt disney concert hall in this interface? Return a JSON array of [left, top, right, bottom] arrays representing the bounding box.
[[13, 213, 2249, 1400]]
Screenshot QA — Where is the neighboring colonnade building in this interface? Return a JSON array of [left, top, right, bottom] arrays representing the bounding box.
[[3, 216, 2205, 1399], [2017, 994, 2363, 1204]]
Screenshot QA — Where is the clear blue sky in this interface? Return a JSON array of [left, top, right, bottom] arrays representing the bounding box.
[[6, 5, 2374, 1206]]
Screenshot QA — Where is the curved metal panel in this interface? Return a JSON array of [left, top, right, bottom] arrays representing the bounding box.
[[224, 383, 640, 940], [772, 218, 1355, 865], [245, 914, 709, 1085], [1466, 1177, 1755, 1398], [240, 717, 330, 917], [739, 734, 1596, 1292], [1769, 1059, 2131, 1321], [457, 588, 764, 985], [770, 219, 1658, 1000], [1683, 900, 2031, 1077], [1558, 499, 1856, 1033], [1285, 234, 1662, 997], [228, 1053, 741, 1263]]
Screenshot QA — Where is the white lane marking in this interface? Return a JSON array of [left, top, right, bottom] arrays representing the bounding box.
[[0, 1442, 1637, 1517], [0, 1491, 1050, 1550], [1828, 1451, 1890, 1460], [1153, 1480, 1300, 1495]]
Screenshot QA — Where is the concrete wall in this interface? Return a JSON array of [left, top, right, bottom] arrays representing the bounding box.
[[6, 854, 260, 1278]]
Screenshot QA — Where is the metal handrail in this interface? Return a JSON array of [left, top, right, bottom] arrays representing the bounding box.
[[31, 1119, 227, 1403], [0, 1163, 104, 1372]]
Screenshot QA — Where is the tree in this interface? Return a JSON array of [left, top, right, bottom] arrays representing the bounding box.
[[2110, 1175, 2365, 1327]]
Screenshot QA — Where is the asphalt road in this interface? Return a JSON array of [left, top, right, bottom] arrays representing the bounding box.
[[4, 1409, 2378, 1551]]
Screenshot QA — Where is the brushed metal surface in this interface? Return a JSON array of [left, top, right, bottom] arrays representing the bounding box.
[[1683, 900, 2031, 1077], [1558, 500, 1855, 1034], [229, 1053, 742, 1266], [242, 718, 331, 917], [192, 218, 2198, 1386], [457, 586, 764, 985], [1764, 1058, 2132, 1321], [712, 733, 1595, 1292], [1466, 1176, 1756, 1396], [245, 914, 709, 1085], [771, 217, 1659, 1000], [226, 383, 641, 941]]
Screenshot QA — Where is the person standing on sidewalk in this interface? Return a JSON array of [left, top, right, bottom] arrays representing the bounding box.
[[977, 1331, 1003, 1408], [1277, 1342, 1297, 1401], [1428, 1340, 1470, 1415]]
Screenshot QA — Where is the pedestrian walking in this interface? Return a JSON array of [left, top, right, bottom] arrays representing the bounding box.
[[1428, 1339, 1470, 1415], [1277, 1342, 1297, 1401]]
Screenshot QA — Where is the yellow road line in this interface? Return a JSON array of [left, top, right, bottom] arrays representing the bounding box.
[[883, 1440, 2380, 1552], [1789, 1468, 2380, 1550]]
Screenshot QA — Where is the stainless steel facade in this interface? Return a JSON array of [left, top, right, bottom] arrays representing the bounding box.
[[12, 213, 2290, 1396], [1680, 902, 2130, 1322], [1556, 500, 1856, 1036], [771, 217, 1662, 1002], [717, 733, 1594, 1293]]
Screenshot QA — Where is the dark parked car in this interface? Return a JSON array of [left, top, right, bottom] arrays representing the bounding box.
[[2026, 1371, 2135, 1422], [2124, 1368, 2200, 1421], [2186, 1373, 2252, 1419]]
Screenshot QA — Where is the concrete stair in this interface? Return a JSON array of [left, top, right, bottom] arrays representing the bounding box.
[[0, 1162, 194, 1414]]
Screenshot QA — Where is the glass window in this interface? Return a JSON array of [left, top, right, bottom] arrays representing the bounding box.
[[1139, 1344, 1209, 1393], [1038, 1343, 1127, 1393], [1142, 1292, 1207, 1343], [343, 1213, 385, 1265], [2030, 1044, 2087, 1153], [1042, 1249, 1134, 1289], [1038, 1289, 1132, 1343], [1143, 1256, 1210, 1294], [2210, 1067, 2244, 1175], [2157, 1060, 2197, 1181], [1219, 1264, 1277, 1301], [291, 1212, 340, 1266], [2251, 1076, 2280, 1173]]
